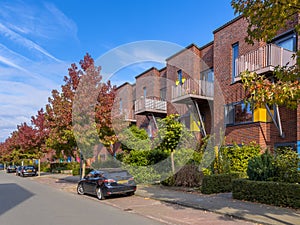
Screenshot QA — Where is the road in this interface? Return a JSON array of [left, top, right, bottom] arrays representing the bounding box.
[[0, 171, 162, 225], [0, 171, 254, 225]]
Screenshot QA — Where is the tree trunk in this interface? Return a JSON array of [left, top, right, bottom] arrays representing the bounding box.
[[171, 151, 175, 173]]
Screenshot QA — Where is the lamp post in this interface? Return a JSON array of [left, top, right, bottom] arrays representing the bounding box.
[[79, 150, 83, 180]]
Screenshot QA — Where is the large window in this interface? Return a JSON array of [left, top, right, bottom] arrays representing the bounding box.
[[200, 68, 214, 82], [273, 31, 296, 52], [160, 87, 166, 100], [225, 101, 253, 125], [143, 87, 147, 98], [232, 43, 239, 81]]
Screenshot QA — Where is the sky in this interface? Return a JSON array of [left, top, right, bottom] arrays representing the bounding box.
[[0, 0, 236, 142]]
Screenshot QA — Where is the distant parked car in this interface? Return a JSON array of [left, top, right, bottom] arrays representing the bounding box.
[[20, 165, 37, 177], [77, 169, 136, 200], [0, 164, 4, 170], [6, 165, 17, 173], [16, 166, 24, 176]]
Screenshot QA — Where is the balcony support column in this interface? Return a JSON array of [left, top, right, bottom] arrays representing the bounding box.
[[265, 104, 285, 138], [186, 100, 207, 137]]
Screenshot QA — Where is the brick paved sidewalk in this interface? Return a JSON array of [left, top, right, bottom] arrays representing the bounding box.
[[32, 173, 300, 225]]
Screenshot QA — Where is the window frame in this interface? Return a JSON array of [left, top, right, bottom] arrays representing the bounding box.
[[232, 42, 239, 82], [224, 101, 254, 126], [272, 30, 297, 52]]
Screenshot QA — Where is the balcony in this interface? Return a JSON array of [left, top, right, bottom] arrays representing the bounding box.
[[122, 109, 136, 122], [234, 44, 296, 82], [112, 108, 136, 122], [171, 79, 214, 104], [134, 97, 167, 115]]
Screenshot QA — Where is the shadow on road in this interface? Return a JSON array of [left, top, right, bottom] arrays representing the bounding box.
[[0, 183, 34, 216]]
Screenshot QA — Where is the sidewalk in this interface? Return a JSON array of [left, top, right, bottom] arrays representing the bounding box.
[[42, 173, 300, 225]]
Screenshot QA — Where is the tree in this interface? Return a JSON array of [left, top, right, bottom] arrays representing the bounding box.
[[154, 114, 194, 172], [231, 0, 300, 109]]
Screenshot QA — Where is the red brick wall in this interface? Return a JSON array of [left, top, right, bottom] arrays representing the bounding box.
[[213, 16, 298, 148]]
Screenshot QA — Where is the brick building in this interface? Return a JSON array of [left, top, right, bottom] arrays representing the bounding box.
[[115, 15, 299, 153]]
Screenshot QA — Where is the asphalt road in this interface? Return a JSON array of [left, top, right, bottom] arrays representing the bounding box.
[[0, 171, 163, 225]]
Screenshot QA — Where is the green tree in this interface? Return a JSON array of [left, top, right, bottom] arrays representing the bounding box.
[[231, 0, 300, 109], [118, 125, 151, 152]]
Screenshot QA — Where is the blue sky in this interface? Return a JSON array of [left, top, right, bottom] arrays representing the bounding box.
[[0, 0, 236, 142]]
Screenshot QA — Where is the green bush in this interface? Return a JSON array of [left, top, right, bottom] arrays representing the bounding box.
[[247, 151, 276, 181], [222, 142, 261, 173], [201, 172, 246, 194], [247, 148, 300, 183], [126, 166, 161, 184], [40, 162, 51, 172], [91, 156, 123, 169], [232, 179, 300, 208], [274, 148, 300, 183]]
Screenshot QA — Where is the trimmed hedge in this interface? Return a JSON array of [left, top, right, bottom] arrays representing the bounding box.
[[201, 173, 245, 194], [232, 179, 300, 209]]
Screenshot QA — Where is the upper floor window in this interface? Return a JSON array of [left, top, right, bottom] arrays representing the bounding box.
[[177, 69, 183, 85], [119, 98, 123, 112], [160, 87, 166, 100], [200, 68, 214, 82], [225, 101, 253, 125], [232, 43, 239, 82], [273, 31, 296, 52], [143, 87, 147, 98]]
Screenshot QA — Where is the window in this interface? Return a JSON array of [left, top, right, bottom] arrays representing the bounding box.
[[200, 68, 214, 82], [119, 98, 122, 112], [232, 43, 239, 81], [143, 87, 147, 98], [177, 69, 183, 85], [160, 87, 166, 100], [234, 102, 252, 124], [273, 32, 296, 51], [225, 101, 253, 125]]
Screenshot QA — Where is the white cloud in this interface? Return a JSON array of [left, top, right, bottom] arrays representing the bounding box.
[[0, 1, 78, 142]]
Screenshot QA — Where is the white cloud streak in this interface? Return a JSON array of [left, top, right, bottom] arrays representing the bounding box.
[[0, 1, 78, 142]]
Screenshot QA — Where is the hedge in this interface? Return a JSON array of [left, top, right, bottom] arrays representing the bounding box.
[[232, 179, 300, 209], [201, 172, 245, 194]]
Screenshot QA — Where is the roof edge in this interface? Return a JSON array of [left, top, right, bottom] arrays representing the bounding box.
[[213, 15, 244, 34]]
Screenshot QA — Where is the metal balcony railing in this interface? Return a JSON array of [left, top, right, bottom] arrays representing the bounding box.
[[234, 44, 296, 80], [171, 79, 214, 103], [134, 97, 167, 114]]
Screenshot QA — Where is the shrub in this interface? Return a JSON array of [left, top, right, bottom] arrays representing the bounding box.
[[161, 164, 204, 187], [125, 166, 161, 184], [40, 162, 51, 172], [91, 157, 123, 169], [247, 151, 276, 181], [222, 142, 261, 173], [274, 148, 300, 183], [232, 179, 300, 208], [201, 172, 245, 194], [247, 148, 300, 183]]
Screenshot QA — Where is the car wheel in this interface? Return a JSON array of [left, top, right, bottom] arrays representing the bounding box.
[[96, 187, 105, 200], [77, 183, 85, 195]]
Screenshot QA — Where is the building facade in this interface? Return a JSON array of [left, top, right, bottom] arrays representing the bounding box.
[[115, 15, 299, 153]]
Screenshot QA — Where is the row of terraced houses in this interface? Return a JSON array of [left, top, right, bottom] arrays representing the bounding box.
[[114, 15, 300, 153]]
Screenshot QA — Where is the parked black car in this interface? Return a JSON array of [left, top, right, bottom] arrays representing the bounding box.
[[6, 165, 17, 173], [20, 165, 37, 177], [16, 166, 24, 176], [0, 164, 4, 170], [77, 169, 136, 200]]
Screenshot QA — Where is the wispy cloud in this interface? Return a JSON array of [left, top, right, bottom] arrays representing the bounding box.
[[0, 0, 78, 142], [95, 40, 183, 81]]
